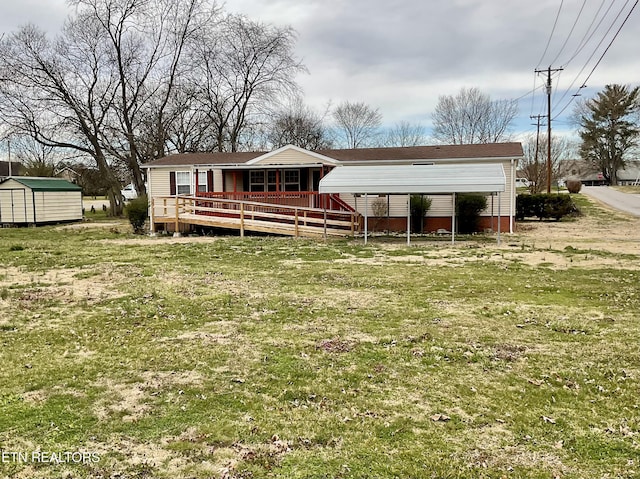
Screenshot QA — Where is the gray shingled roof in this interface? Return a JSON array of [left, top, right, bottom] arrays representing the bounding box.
[[143, 143, 523, 167]]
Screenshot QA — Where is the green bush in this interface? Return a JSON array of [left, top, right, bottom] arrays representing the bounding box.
[[410, 195, 432, 233], [516, 194, 578, 221], [125, 195, 149, 234], [455, 194, 487, 234]]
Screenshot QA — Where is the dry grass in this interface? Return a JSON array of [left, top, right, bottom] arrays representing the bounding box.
[[0, 193, 639, 478]]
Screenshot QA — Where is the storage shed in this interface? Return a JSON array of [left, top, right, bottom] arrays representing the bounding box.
[[0, 177, 83, 225]]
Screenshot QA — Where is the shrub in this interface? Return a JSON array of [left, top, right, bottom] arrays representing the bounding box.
[[410, 195, 432, 233], [455, 194, 487, 233], [371, 197, 388, 232], [125, 195, 149, 234], [516, 194, 578, 221], [566, 180, 582, 194]]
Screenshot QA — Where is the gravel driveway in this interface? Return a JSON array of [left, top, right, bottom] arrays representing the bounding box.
[[582, 186, 640, 217]]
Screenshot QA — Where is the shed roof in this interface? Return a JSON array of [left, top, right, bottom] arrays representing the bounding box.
[[318, 164, 506, 194], [0, 177, 82, 192]]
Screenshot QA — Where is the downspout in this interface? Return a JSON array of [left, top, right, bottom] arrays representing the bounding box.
[[148, 168, 155, 235], [510, 158, 516, 233]]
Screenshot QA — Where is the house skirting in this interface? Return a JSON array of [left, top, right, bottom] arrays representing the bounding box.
[[364, 216, 512, 234]]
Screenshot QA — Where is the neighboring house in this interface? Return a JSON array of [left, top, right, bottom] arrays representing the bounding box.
[[57, 166, 80, 183], [560, 159, 640, 186], [0, 177, 83, 225], [142, 143, 523, 237], [0, 161, 24, 179]]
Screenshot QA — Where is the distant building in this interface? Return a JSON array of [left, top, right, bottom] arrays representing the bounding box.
[[559, 159, 640, 186]]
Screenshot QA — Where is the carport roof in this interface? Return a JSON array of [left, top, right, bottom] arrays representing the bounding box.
[[318, 164, 506, 194]]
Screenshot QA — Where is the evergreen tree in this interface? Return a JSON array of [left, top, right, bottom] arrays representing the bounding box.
[[578, 84, 640, 185]]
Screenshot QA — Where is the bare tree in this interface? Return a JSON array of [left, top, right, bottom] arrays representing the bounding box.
[[432, 87, 517, 144], [266, 97, 331, 150], [164, 86, 217, 153], [70, 0, 218, 195], [332, 101, 382, 149], [7, 135, 73, 177], [190, 14, 306, 152], [521, 133, 576, 193], [0, 22, 125, 213], [384, 120, 426, 147]]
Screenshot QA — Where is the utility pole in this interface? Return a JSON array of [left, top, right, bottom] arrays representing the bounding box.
[[530, 114, 545, 191], [535, 66, 563, 193]]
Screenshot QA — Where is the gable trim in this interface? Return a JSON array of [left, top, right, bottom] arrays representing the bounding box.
[[245, 144, 341, 166]]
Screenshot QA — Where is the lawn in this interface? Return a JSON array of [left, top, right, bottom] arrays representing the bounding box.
[[0, 198, 639, 479]]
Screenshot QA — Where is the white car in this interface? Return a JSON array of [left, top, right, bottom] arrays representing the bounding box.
[[120, 183, 138, 201], [516, 178, 530, 188]]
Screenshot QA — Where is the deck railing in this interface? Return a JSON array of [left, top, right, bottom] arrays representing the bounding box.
[[196, 191, 355, 212], [151, 195, 361, 237]]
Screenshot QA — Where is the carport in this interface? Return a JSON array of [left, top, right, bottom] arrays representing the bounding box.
[[318, 164, 506, 245]]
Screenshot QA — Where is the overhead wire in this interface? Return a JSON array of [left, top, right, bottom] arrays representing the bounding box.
[[549, 0, 588, 67], [552, 0, 624, 111], [552, 0, 638, 120], [563, 0, 611, 67], [535, 0, 564, 69]]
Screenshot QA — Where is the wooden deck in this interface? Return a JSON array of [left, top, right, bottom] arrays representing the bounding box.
[[151, 196, 361, 238]]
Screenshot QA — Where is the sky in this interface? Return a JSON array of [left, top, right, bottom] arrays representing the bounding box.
[[2, 0, 639, 142]]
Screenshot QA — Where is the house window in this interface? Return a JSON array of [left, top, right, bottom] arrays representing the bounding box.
[[250, 170, 265, 192], [283, 169, 300, 191], [176, 171, 191, 195], [197, 171, 207, 192], [267, 170, 277, 191]]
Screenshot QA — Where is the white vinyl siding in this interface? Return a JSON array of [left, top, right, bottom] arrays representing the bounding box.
[[0, 179, 82, 224]]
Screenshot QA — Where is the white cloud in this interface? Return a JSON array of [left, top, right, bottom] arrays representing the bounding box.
[[4, 0, 640, 140]]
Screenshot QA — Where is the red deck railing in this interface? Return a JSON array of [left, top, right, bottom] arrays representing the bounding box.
[[196, 191, 355, 212]]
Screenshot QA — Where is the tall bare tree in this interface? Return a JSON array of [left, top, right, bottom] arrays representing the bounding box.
[[70, 0, 218, 195], [332, 101, 382, 149], [521, 133, 576, 193], [384, 120, 426, 147], [0, 21, 125, 213], [191, 14, 305, 152], [432, 87, 517, 145], [266, 97, 331, 150]]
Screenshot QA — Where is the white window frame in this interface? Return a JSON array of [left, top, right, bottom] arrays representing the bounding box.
[[176, 171, 191, 195], [197, 171, 207, 192], [284, 169, 300, 192]]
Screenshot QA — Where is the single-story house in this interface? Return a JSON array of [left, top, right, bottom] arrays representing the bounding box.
[[0, 177, 83, 225], [142, 143, 523, 237], [560, 159, 640, 186]]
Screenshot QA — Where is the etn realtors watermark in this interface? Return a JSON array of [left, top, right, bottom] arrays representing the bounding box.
[[1, 450, 100, 464]]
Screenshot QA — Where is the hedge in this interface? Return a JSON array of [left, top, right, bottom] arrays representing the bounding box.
[[516, 194, 578, 221]]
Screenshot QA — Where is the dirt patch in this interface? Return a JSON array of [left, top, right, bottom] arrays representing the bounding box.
[[92, 370, 204, 423]]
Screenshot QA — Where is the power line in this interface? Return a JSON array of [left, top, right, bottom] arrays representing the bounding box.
[[553, 0, 629, 109], [553, 0, 638, 120], [563, 0, 611, 66], [536, 0, 564, 69], [549, 0, 588, 66], [551, 0, 632, 117]]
